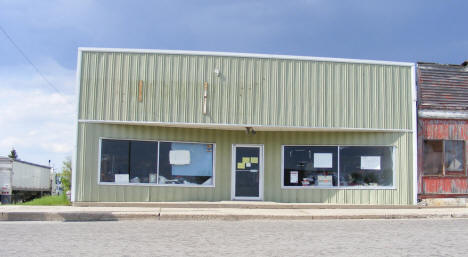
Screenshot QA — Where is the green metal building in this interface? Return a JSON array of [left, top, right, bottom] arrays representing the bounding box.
[[73, 48, 417, 204]]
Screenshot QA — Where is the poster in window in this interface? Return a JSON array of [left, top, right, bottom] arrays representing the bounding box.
[[115, 174, 129, 184], [317, 175, 333, 186], [290, 171, 299, 184], [314, 153, 333, 168], [361, 156, 381, 170], [169, 150, 191, 165], [171, 143, 212, 176]]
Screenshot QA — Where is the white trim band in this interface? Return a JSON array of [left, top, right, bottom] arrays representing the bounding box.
[[78, 119, 413, 133], [78, 47, 414, 67], [418, 109, 468, 120]]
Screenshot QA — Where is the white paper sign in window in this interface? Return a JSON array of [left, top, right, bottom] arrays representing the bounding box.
[[314, 153, 333, 168], [361, 156, 381, 170], [115, 174, 129, 184], [169, 150, 191, 165], [317, 175, 333, 186], [290, 171, 299, 184]]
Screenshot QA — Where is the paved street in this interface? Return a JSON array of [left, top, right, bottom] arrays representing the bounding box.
[[1, 219, 468, 257]]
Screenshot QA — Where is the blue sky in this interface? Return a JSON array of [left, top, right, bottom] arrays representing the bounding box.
[[0, 0, 467, 170]]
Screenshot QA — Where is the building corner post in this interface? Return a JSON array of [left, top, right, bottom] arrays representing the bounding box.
[[411, 63, 418, 205], [71, 48, 83, 203]]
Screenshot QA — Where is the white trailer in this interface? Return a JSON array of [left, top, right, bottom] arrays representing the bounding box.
[[0, 156, 53, 203]]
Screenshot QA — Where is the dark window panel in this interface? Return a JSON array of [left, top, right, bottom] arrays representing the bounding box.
[[339, 146, 393, 187], [445, 140, 465, 172], [283, 146, 338, 187], [423, 140, 443, 175], [235, 147, 260, 197], [100, 139, 130, 182], [129, 141, 158, 183]]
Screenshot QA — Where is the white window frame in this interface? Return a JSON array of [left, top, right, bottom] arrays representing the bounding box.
[[281, 145, 396, 190], [97, 137, 216, 188]]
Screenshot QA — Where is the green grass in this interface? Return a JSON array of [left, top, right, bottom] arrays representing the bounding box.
[[20, 194, 71, 206]]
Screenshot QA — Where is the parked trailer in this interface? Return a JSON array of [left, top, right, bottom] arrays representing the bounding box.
[[0, 156, 54, 203]]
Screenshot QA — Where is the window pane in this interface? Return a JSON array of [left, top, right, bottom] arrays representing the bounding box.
[[339, 146, 393, 187], [445, 140, 464, 172], [158, 142, 214, 185], [129, 141, 158, 183], [423, 140, 443, 175], [100, 139, 130, 182], [283, 146, 338, 187]]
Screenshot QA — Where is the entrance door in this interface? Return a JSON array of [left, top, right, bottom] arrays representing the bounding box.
[[231, 145, 263, 200]]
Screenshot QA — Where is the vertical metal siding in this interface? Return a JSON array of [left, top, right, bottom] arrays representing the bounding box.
[[75, 123, 413, 204], [79, 52, 413, 130]]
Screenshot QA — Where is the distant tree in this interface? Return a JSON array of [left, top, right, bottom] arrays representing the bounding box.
[[60, 157, 72, 192], [8, 148, 18, 160]]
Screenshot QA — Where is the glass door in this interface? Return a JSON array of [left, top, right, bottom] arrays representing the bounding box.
[[231, 145, 263, 200]]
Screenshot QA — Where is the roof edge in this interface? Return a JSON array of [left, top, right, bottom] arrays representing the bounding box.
[[13, 159, 51, 169], [78, 47, 414, 67]]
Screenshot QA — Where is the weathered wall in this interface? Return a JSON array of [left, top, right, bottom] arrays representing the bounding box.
[[418, 119, 468, 196], [75, 123, 414, 204], [417, 62, 468, 198]]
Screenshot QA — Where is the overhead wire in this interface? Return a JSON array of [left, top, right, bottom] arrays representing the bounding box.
[[0, 24, 62, 94]]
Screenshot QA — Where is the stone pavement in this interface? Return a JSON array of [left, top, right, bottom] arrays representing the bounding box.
[[3, 219, 468, 257], [1, 201, 468, 221]]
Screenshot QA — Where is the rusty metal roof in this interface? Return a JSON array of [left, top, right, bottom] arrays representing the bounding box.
[[417, 62, 468, 111]]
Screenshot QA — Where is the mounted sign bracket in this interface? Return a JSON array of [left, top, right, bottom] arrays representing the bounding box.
[[138, 80, 143, 102], [203, 82, 208, 115]]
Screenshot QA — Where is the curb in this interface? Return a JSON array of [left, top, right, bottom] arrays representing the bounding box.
[[158, 213, 468, 221], [0, 212, 159, 222], [2, 211, 468, 222]]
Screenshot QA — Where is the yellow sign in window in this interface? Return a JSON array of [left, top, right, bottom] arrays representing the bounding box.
[[251, 157, 258, 164]]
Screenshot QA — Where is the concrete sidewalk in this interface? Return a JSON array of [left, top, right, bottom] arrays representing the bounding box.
[[1, 204, 468, 221]]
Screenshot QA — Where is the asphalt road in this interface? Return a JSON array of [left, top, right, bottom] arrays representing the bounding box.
[[1, 219, 467, 257]]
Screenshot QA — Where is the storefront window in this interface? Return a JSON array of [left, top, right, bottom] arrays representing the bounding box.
[[158, 142, 214, 185], [445, 140, 464, 172], [423, 140, 465, 175], [283, 146, 338, 187], [99, 139, 214, 186], [423, 140, 443, 175], [100, 139, 130, 182], [129, 141, 158, 183], [339, 146, 394, 187], [283, 145, 394, 188]]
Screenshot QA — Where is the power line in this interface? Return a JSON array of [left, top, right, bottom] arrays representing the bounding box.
[[0, 24, 62, 94]]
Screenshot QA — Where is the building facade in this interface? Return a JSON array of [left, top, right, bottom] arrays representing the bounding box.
[[417, 62, 468, 199], [73, 48, 417, 204]]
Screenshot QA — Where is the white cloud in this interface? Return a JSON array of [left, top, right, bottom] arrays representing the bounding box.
[[0, 60, 75, 167]]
